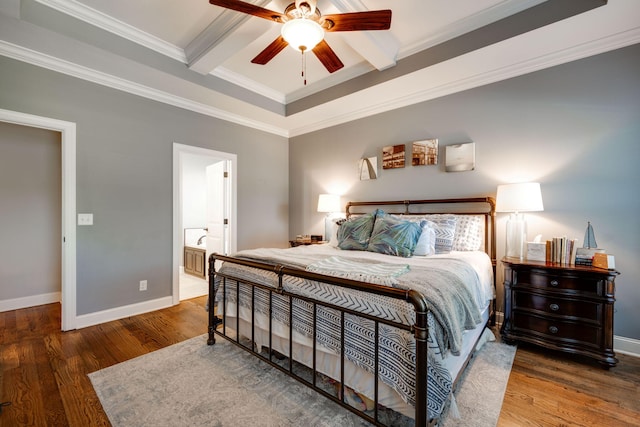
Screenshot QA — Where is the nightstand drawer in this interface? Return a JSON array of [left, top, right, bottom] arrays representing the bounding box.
[[513, 292, 601, 322], [512, 312, 600, 347], [516, 270, 601, 294]]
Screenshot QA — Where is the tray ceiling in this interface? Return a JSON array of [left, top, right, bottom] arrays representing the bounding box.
[[1, 0, 638, 136]]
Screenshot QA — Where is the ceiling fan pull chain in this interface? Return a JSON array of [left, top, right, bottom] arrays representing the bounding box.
[[301, 49, 307, 85]]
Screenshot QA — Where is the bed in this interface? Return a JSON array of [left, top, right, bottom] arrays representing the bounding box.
[[207, 197, 496, 426]]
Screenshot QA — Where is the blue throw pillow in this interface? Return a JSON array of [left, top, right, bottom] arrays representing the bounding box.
[[337, 211, 377, 251], [367, 212, 422, 257]]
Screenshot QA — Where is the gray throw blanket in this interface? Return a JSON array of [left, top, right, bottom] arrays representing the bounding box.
[[306, 255, 410, 286], [222, 248, 481, 355]]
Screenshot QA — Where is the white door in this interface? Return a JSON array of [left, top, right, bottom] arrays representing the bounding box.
[[205, 160, 230, 275]]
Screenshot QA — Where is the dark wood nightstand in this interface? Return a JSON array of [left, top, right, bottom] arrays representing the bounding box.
[[501, 257, 619, 368], [289, 240, 327, 247]]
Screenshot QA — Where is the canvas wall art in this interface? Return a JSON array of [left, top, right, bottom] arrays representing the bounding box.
[[359, 156, 378, 180], [411, 139, 438, 166], [445, 143, 475, 172], [382, 144, 406, 169]]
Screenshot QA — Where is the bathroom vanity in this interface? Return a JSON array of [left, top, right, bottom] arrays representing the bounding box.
[[184, 228, 207, 279], [184, 246, 206, 278]]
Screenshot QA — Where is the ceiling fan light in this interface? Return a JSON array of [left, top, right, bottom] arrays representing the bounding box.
[[281, 19, 324, 52]]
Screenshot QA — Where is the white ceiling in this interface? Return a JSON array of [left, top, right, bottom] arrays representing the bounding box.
[[1, 0, 639, 137]]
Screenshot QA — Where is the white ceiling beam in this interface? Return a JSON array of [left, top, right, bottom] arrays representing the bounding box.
[[327, 0, 399, 70], [186, 1, 274, 75], [339, 30, 398, 71]]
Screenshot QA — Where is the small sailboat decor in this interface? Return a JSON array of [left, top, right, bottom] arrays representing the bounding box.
[[583, 221, 598, 249]]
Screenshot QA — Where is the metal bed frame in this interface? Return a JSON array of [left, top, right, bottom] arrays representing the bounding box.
[[207, 197, 496, 426]]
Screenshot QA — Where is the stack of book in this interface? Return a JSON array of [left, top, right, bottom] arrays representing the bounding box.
[[575, 247, 606, 267], [546, 237, 579, 264]]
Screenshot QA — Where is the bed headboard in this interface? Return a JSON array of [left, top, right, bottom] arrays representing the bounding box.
[[344, 197, 496, 265]]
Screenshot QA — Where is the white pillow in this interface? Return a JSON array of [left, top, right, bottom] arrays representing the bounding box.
[[328, 217, 347, 247], [414, 220, 436, 256], [403, 214, 457, 254], [452, 215, 483, 251]]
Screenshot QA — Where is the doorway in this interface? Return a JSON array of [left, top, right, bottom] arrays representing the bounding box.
[[172, 143, 237, 304], [0, 108, 77, 331]]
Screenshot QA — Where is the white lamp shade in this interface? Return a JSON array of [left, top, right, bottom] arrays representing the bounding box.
[[317, 194, 340, 213], [496, 182, 544, 213], [281, 18, 324, 52]]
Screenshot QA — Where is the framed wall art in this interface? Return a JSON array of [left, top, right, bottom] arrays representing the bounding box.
[[411, 139, 438, 166], [382, 144, 405, 169], [445, 142, 476, 172], [358, 156, 378, 180]]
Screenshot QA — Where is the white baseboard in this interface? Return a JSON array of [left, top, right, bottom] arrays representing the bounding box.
[[494, 311, 640, 358], [0, 292, 61, 313], [75, 296, 174, 329], [614, 336, 640, 358]]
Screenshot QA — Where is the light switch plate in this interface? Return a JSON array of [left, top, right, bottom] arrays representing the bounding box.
[[78, 213, 93, 225]]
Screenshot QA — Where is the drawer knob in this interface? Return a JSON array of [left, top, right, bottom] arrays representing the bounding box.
[[549, 303, 560, 311], [550, 279, 559, 287], [549, 326, 559, 334]]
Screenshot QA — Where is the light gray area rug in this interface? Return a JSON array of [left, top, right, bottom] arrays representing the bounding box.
[[89, 334, 515, 427], [440, 337, 516, 427]]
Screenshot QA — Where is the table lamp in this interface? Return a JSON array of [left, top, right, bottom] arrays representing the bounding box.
[[496, 182, 544, 259], [317, 194, 341, 241]]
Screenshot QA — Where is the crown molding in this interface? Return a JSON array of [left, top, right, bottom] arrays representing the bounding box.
[[287, 27, 640, 137], [34, 0, 186, 62], [4, 23, 638, 139], [0, 40, 289, 137], [212, 66, 287, 104]]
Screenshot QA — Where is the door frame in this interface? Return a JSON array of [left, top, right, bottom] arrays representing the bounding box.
[[172, 143, 237, 305], [0, 108, 77, 331]]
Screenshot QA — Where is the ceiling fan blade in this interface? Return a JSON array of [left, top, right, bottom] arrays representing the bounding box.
[[322, 10, 392, 32], [312, 40, 344, 73], [209, 0, 285, 23], [251, 36, 289, 65]]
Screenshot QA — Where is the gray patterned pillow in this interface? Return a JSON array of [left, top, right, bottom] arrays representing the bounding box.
[[337, 211, 377, 251], [419, 214, 457, 254], [367, 212, 422, 257], [452, 215, 484, 251]]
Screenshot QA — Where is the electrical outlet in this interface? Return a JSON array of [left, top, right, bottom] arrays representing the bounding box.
[[139, 280, 147, 291], [78, 213, 93, 225]]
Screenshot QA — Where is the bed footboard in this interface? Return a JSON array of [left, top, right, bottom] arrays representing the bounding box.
[[208, 253, 433, 426]]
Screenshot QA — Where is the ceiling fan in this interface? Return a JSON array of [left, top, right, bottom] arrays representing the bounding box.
[[209, 0, 392, 81]]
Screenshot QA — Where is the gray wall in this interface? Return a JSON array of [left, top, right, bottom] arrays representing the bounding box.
[[0, 56, 289, 316], [0, 121, 61, 300], [289, 44, 640, 340]]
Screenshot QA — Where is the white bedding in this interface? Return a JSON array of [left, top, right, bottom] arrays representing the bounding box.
[[214, 244, 494, 420]]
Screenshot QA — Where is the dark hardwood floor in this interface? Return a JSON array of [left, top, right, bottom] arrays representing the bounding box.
[[1, 297, 638, 426]]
